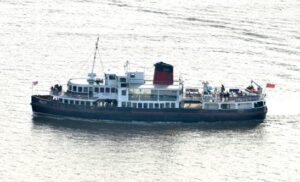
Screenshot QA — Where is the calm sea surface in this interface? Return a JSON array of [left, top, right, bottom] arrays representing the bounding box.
[[0, 0, 300, 181]]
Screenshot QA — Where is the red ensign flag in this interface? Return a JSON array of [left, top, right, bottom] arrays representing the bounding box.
[[266, 83, 275, 88]]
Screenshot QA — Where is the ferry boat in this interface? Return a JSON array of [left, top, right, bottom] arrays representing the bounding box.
[[31, 39, 268, 122]]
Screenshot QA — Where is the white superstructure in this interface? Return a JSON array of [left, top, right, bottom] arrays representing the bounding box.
[[49, 38, 266, 111]]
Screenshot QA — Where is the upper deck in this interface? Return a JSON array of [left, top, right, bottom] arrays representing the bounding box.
[[47, 58, 265, 111]]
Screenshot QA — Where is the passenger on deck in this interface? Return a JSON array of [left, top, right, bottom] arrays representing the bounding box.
[[257, 86, 262, 94], [221, 84, 225, 93], [225, 92, 230, 101]]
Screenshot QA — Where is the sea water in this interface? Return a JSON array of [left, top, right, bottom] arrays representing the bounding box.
[[0, 0, 299, 181]]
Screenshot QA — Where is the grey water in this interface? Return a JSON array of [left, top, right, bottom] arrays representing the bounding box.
[[1, 0, 300, 181]]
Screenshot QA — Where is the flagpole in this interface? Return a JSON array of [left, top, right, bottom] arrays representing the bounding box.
[[32, 81, 38, 95]]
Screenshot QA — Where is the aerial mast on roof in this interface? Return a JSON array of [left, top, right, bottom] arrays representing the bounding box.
[[124, 60, 129, 73], [91, 37, 99, 75], [87, 37, 99, 84]]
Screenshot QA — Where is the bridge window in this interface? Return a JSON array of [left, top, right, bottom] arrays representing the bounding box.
[[78, 87, 82, 92], [109, 75, 116, 80], [59, 98, 62, 103], [95, 87, 99, 93], [105, 87, 110, 93], [111, 88, 116, 93], [155, 103, 159, 109], [127, 102, 131, 107], [122, 90, 126, 96], [80, 101, 85, 105], [75, 100, 80, 105], [120, 78, 126, 82], [121, 83, 127, 88], [122, 102, 126, 107], [70, 100, 74, 105]]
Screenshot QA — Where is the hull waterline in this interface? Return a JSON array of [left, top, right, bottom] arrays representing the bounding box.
[[31, 96, 267, 123]]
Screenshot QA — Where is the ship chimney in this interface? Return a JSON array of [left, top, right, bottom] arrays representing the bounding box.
[[153, 62, 173, 85]]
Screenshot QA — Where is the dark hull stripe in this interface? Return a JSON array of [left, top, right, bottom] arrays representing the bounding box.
[[31, 96, 267, 122]]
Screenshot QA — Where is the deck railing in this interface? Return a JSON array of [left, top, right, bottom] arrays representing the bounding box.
[[229, 95, 260, 102], [201, 94, 263, 103]]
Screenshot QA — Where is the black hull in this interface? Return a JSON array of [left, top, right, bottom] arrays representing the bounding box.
[[31, 96, 267, 123]]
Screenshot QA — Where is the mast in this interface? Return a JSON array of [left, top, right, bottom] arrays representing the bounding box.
[[91, 37, 99, 74], [124, 60, 129, 74], [87, 37, 99, 84]]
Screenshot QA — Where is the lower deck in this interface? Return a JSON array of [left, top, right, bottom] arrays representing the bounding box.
[[36, 95, 266, 110]]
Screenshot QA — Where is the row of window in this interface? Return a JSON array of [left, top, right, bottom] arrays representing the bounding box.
[[94, 87, 117, 93], [128, 94, 177, 101], [204, 101, 265, 110], [121, 102, 176, 109], [58, 98, 93, 106], [68, 85, 118, 94], [56, 98, 177, 109], [106, 74, 127, 82]]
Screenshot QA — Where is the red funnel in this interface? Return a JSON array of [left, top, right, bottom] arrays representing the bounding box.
[[153, 62, 173, 85]]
